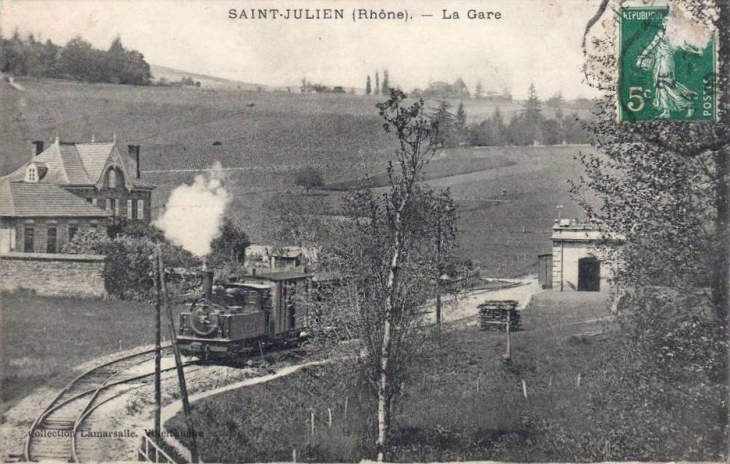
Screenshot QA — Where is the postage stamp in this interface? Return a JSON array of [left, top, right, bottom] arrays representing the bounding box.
[[618, 6, 717, 122]]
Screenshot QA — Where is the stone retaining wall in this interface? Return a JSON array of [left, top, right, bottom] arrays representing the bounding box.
[[0, 252, 106, 298]]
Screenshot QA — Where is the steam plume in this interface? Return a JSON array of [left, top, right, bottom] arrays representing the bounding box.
[[155, 162, 229, 257]]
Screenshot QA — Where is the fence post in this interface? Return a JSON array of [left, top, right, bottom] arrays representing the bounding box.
[[328, 408, 332, 428], [344, 397, 348, 420], [504, 318, 512, 360], [522, 379, 528, 399], [311, 411, 315, 437]]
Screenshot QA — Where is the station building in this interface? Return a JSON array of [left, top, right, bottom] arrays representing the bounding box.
[[549, 219, 619, 292]]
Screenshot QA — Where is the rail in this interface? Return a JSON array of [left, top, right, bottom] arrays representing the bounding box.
[[24, 344, 173, 462]]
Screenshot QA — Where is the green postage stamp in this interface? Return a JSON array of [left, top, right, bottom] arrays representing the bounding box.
[[618, 6, 717, 122]]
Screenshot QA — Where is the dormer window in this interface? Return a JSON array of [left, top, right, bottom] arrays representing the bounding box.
[[26, 165, 38, 183]]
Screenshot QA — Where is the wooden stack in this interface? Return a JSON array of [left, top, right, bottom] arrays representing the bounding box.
[[478, 300, 521, 331]]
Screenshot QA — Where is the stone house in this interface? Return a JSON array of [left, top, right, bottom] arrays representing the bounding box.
[[551, 219, 620, 292], [0, 137, 155, 254]]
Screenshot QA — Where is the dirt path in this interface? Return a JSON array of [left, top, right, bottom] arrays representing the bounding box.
[[424, 276, 542, 326]]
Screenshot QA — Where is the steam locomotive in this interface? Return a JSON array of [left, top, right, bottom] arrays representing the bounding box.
[[177, 267, 312, 359]]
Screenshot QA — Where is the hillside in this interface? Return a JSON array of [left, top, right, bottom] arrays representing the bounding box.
[[149, 64, 269, 90], [0, 78, 595, 275]]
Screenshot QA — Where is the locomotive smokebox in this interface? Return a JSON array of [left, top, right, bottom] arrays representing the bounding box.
[[201, 260, 214, 299]]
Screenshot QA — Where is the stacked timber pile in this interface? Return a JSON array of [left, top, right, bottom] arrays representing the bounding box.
[[478, 300, 521, 331]]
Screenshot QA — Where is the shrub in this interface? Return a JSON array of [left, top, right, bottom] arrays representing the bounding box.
[[62, 222, 199, 301], [294, 166, 324, 193]]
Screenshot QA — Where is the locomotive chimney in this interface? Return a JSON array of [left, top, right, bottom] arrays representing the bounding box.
[[201, 260, 214, 299]]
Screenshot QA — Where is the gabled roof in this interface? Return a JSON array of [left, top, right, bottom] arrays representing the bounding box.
[[4, 140, 154, 189], [0, 180, 111, 218], [76, 143, 114, 182]]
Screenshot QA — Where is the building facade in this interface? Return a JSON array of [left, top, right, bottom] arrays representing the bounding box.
[[0, 138, 155, 254], [551, 219, 618, 292]]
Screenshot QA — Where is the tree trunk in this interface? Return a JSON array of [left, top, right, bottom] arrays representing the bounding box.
[[377, 198, 407, 461], [376, 315, 391, 462]]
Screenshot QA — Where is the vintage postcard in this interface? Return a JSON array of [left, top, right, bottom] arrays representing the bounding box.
[[1, 0, 728, 462]]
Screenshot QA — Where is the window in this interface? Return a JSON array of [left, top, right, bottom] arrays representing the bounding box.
[[105, 199, 112, 212], [24, 227, 34, 253], [25, 166, 37, 183], [92, 198, 98, 207], [127, 200, 134, 219], [114, 199, 120, 217], [108, 169, 117, 188], [137, 200, 145, 220], [69, 225, 78, 242], [47, 227, 57, 253]]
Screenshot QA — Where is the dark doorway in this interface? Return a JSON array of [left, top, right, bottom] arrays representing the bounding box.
[[578, 257, 601, 292], [288, 306, 296, 331]]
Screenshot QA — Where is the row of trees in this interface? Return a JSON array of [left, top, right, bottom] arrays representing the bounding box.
[[430, 86, 589, 148], [1, 32, 152, 85], [365, 69, 391, 96], [300, 78, 350, 94]]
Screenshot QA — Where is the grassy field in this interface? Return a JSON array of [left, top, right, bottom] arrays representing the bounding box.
[[0, 292, 184, 418], [168, 292, 615, 462], [1, 78, 596, 276]]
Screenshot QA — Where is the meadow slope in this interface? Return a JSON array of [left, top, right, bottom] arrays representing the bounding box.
[[1, 78, 595, 275]]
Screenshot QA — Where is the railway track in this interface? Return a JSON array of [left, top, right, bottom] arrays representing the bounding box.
[[24, 345, 183, 463]]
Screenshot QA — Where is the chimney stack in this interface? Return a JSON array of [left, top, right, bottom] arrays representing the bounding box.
[[32, 141, 44, 157], [201, 261, 214, 300], [128, 145, 141, 179]]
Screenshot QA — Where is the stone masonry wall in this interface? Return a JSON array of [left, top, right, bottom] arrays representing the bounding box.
[[0, 252, 106, 298]]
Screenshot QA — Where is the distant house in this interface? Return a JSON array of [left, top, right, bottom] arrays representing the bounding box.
[[245, 245, 318, 273], [0, 137, 155, 254]]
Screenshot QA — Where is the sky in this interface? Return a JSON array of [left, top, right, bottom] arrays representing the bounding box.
[[0, 0, 605, 99]]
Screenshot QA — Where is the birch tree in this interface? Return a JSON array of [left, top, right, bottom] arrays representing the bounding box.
[[335, 89, 456, 461]]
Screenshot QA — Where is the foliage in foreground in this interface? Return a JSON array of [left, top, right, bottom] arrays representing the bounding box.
[[574, 1, 729, 459]]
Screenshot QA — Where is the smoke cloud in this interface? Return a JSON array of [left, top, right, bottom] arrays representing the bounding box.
[[155, 162, 230, 257]]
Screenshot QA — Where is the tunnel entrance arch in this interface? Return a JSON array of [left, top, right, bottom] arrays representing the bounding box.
[[578, 257, 600, 292]]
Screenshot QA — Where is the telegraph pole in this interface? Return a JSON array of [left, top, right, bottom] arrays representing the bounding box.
[[158, 251, 199, 463], [153, 251, 162, 438]]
